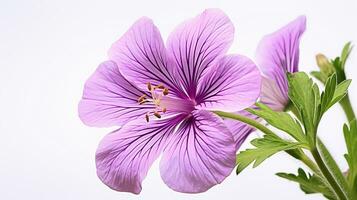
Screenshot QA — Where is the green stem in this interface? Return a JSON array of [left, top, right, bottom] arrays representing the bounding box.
[[340, 94, 356, 122], [213, 110, 276, 136], [214, 110, 321, 175], [311, 148, 348, 200], [300, 152, 321, 175]]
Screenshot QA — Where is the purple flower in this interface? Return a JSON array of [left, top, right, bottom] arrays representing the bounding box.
[[78, 9, 261, 194], [256, 16, 306, 111]]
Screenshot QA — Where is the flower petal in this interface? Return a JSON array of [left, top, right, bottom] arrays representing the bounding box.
[[166, 9, 234, 98], [96, 115, 183, 194], [256, 16, 306, 111], [223, 110, 257, 150], [78, 61, 153, 127], [260, 76, 289, 111], [196, 55, 261, 112], [108, 18, 185, 97], [160, 110, 236, 193]]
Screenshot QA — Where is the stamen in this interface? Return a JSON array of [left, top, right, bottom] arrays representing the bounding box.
[[154, 111, 161, 118], [156, 85, 165, 89], [139, 83, 173, 122], [139, 100, 148, 105], [163, 88, 169, 95], [138, 94, 146, 103]]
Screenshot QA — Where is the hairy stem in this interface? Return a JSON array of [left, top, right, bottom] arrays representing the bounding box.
[[311, 148, 349, 200], [340, 94, 356, 123], [213, 111, 275, 135]]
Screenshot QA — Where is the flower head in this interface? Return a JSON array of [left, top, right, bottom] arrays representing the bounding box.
[[79, 9, 261, 194], [256, 16, 306, 111]]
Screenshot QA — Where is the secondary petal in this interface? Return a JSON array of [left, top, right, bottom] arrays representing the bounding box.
[[260, 76, 289, 111], [160, 110, 236, 193], [256, 16, 306, 111], [78, 61, 154, 127], [108, 18, 185, 98], [196, 55, 261, 112], [96, 115, 183, 194], [166, 9, 234, 98]]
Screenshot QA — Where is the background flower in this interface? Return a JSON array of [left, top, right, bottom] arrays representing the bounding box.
[[256, 16, 306, 111]]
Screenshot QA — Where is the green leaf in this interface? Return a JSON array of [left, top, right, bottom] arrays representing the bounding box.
[[288, 72, 320, 145], [247, 103, 308, 144], [288, 72, 351, 146], [236, 134, 304, 174], [277, 168, 336, 199], [343, 120, 357, 199], [317, 74, 351, 115], [320, 74, 337, 115], [340, 42, 353, 70], [311, 71, 327, 84], [329, 79, 351, 108], [317, 139, 351, 199]]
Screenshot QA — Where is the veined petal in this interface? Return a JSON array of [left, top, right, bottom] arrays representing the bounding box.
[[160, 110, 236, 193], [196, 55, 261, 112], [167, 9, 234, 98], [96, 115, 183, 194], [78, 61, 153, 127], [108, 18, 185, 98], [256, 16, 306, 111], [223, 110, 257, 150]]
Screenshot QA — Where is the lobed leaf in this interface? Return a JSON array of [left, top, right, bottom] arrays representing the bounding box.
[[236, 134, 304, 174], [247, 103, 308, 144], [288, 72, 320, 145], [277, 168, 336, 199]]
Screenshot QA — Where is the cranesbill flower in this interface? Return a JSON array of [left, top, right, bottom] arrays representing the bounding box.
[[256, 16, 306, 111], [78, 9, 261, 194]]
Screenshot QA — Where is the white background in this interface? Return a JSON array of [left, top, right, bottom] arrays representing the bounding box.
[[1, 0, 356, 199]]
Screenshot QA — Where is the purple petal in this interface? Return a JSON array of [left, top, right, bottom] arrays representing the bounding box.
[[196, 55, 261, 112], [260, 76, 289, 111], [108, 18, 185, 98], [256, 16, 306, 111], [160, 110, 236, 193], [166, 9, 234, 98], [96, 115, 183, 194], [78, 61, 154, 127], [223, 110, 257, 150]]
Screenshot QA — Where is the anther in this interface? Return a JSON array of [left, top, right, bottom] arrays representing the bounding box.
[[157, 85, 165, 89], [154, 111, 161, 118], [163, 88, 169, 95], [138, 94, 146, 103], [145, 113, 150, 122], [147, 82, 152, 91], [162, 107, 167, 113]]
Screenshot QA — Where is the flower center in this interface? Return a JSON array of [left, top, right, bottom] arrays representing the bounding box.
[[138, 83, 195, 122]]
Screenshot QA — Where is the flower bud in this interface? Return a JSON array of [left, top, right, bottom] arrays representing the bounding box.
[[316, 53, 335, 76]]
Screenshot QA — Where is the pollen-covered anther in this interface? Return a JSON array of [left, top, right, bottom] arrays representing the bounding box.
[[147, 82, 152, 91], [138, 94, 146, 103], [145, 113, 150, 122], [163, 88, 169, 95], [154, 111, 161, 119], [162, 107, 167, 113], [156, 84, 165, 89]]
